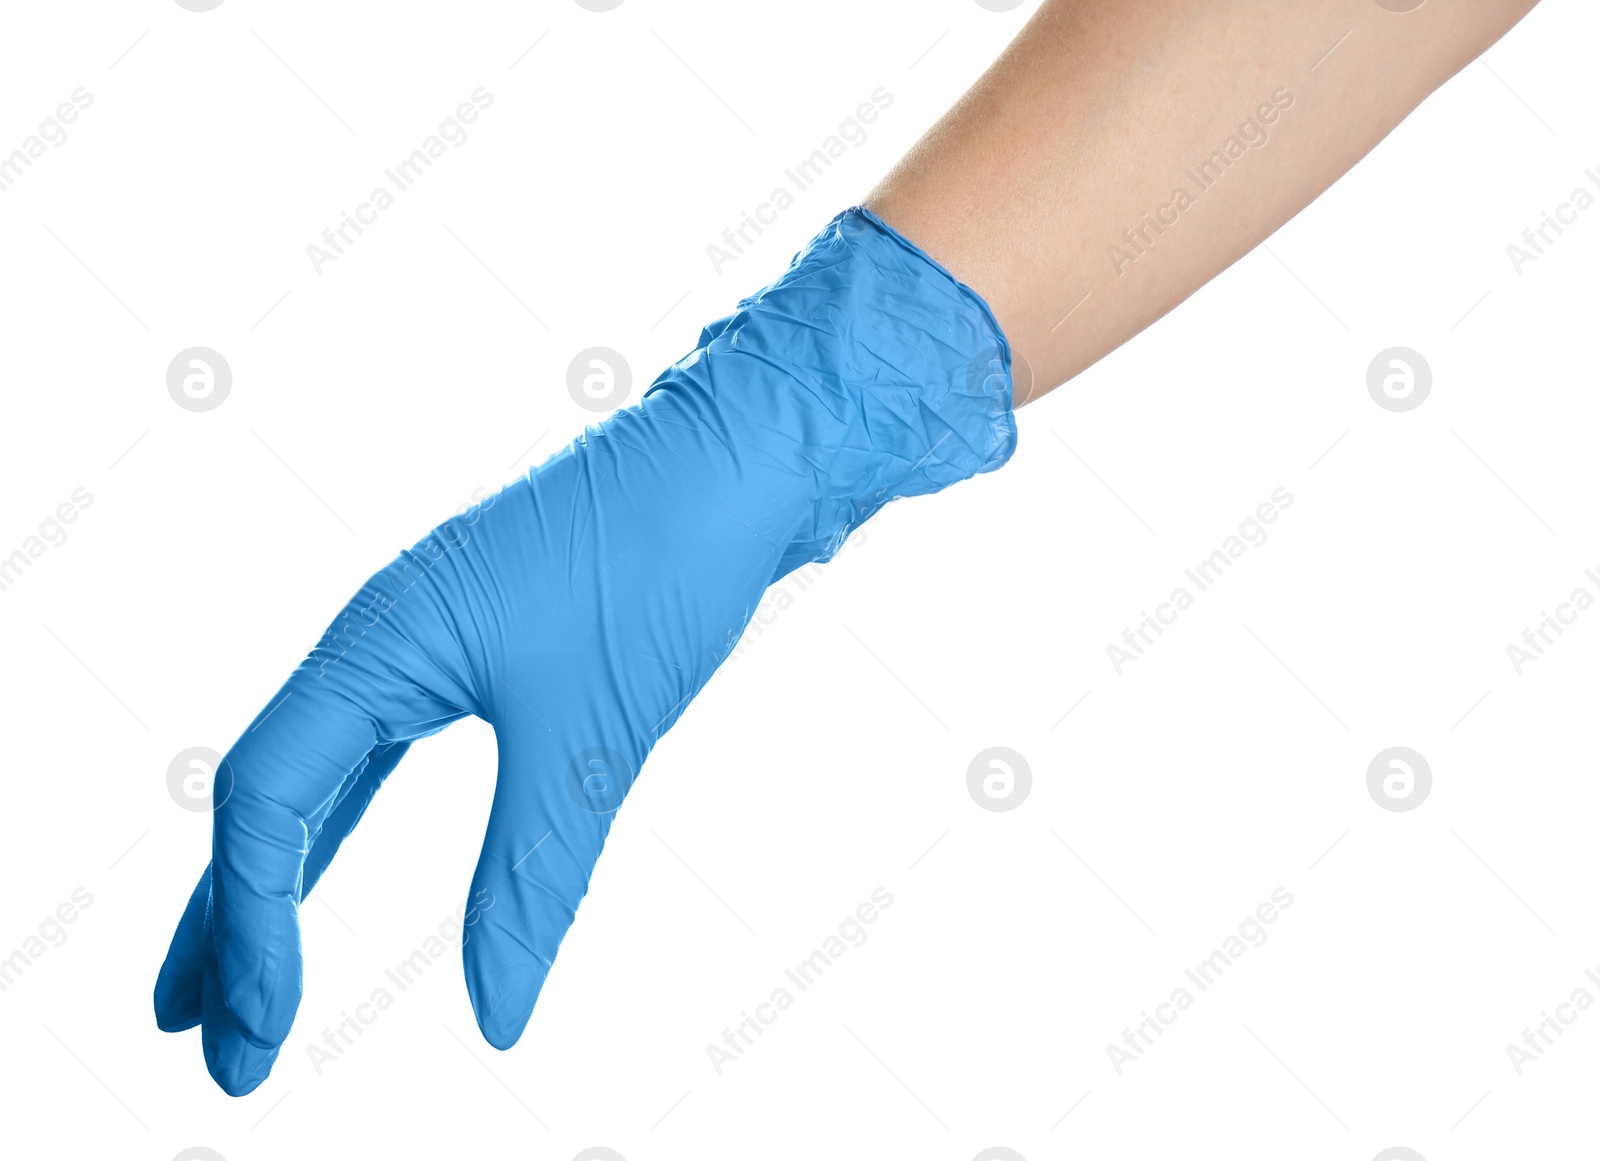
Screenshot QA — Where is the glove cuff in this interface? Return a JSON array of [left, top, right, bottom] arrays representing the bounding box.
[[658, 205, 1018, 577]]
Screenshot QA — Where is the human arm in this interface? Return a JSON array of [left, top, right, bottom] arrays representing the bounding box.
[[156, 0, 1544, 1097], [866, 0, 1542, 403]]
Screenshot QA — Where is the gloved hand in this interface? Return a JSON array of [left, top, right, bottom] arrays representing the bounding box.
[[153, 206, 1017, 1095]]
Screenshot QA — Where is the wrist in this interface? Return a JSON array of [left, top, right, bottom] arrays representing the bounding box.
[[641, 206, 1018, 579]]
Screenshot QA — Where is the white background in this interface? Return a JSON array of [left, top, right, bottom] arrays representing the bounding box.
[[0, 1, 1595, 1158]]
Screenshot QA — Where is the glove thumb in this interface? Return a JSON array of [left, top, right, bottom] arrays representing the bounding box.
[[462, 723, 640, 1049]]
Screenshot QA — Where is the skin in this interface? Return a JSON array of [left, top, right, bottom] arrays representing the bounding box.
[[866, 0, 1543, 406]]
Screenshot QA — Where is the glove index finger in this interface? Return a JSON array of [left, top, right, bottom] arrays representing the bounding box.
[[211, 678, 378, 1050]]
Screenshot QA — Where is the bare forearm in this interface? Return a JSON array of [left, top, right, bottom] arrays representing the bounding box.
[[866, 0, 1540, 404]]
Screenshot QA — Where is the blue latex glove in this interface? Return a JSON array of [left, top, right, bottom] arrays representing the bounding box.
[[154, 206, 1017, 1095]]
